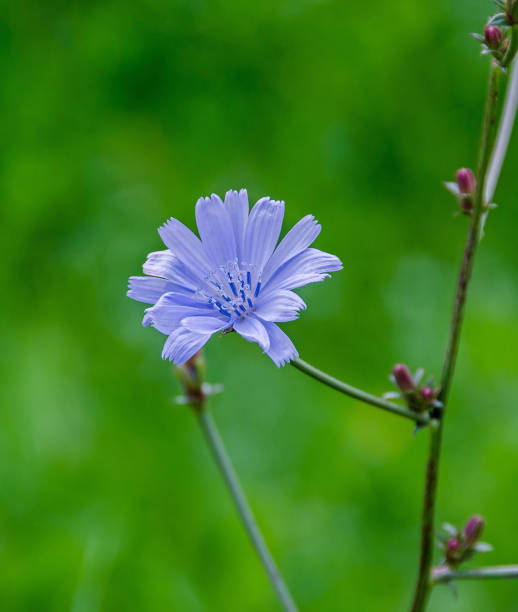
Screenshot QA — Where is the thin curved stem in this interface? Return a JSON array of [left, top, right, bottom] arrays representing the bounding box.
[[431, 565, 518, 585], [410, 60, 503, 612], [485, 58, 518, 203], [196, 408, 298, 612], [291, 358, 429, 424]]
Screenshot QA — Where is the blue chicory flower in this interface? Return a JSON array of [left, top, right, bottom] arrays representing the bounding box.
[[128, 190, 342, 366]]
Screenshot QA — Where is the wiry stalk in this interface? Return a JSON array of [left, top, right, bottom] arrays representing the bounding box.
[[410, 60, 503, 612], [196, 408, 298, 612], [292, 359, 429, 424], [431, 565, 518, 584]]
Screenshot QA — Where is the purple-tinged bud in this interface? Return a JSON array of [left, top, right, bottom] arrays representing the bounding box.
[[176, 350, 206, 407], [464, 515, 485, 546], [484, 25, 503, 50], [421, 386, 435, 402], [456, 168, 476, 195], [392, 364, 415, 392], [447, 537, 460, 552]]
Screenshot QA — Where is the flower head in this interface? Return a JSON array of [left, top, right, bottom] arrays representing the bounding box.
[[128, 190, 342, 366]]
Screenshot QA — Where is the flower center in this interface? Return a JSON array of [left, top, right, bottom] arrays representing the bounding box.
[[197, 259, 262, 320]]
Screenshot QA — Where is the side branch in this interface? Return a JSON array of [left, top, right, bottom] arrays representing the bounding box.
[[291, 358, 429, 424], [431, 565, 518, 585]]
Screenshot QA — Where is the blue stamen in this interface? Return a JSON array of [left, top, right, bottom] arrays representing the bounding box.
[[229, 281, 238, 297], [239, 305, 246, 312], [254, 282, 261, 297], [247, 298, 254, 308]]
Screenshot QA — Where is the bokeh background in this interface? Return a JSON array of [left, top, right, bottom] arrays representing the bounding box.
[[2, 0, 518, 610]]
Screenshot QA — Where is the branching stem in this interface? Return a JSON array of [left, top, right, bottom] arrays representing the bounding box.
[[431, 565, 518, 584], [410, 60, 503, 612]]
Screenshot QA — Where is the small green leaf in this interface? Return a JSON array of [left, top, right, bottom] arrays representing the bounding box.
[[383, 391, 402, 399], [473, 541, 493, 553], [442, 523, 459, 537], [471, 32, 485, 42], [444, 181, 460, 196]]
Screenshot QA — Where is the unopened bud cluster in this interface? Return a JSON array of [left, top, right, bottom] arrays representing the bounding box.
[[387, 364, 442, 415], [439, 516, 492, 568], [473, 4, 518, 67]]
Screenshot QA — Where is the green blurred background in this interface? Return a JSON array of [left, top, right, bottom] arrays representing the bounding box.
[[2, 0, 518, 610]]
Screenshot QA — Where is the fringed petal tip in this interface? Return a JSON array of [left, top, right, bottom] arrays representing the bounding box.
[[272, 349, 299, 368]]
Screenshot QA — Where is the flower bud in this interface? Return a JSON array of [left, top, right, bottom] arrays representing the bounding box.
[[484, 25, 503, 50], [176, 350, 206, 407], [464, 515, 485, 547], [447, 537, 460, 552], [420, 386, 435, 402], [456, 168, 476, 195], [392, 363, 415, 392]]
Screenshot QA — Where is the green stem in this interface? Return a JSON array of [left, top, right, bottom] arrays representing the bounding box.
[[196, 408, 298, 612], [431, 565, 518, 584], [410, 60, 502, 612], [502, 27, 518, 68], [291, 358, 429, 424]]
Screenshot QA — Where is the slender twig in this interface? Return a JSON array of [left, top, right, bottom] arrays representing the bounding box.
[[410, 60, 504, 612], [196, 408, 298, 612], [291, 358, 429, 424], [431, 565, 518, 585]]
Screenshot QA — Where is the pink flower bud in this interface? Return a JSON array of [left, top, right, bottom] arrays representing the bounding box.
[[447, 537, 460, 552], [420, 386, 435, 402], [484, 25, 503, 49], [392, 363, 415, 392], [464, 515, 485, 546], [456, 168, 476, 195]]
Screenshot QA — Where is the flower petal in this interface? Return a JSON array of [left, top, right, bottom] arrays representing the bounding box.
[[142, 250, 177, 278], [233, 315, 270, 351], [224, 189, 249, 262], [181, 316, 229, 334], [162, 327, 211, 365], [196, 194, 237, 266], [264, 247, 342, 293], [158, 217, 212, 282], [127, 276, 185, 304], [254, 289, 306, 322], [262, 215, 321, 283], [144, 292, 214, 334], [143, 250, 203, 292], [243, 197, 285, 271], [261, 321, 299, 367]]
